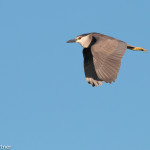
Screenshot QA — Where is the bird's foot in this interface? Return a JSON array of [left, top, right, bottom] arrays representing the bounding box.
[[132, 47, 147, 52], [86, 78, 103, 87]]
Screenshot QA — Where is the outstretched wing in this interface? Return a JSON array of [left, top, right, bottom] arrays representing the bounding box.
[[91, 34, 127, 83]]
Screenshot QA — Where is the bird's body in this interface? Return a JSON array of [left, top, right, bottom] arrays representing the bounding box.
[[67, 32, 146, 87]]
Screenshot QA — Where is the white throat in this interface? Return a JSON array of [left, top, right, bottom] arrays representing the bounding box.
[[76, 35, 92, 48]]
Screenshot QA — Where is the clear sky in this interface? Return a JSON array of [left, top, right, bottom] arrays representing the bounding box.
[[0, 0, 150, 150]]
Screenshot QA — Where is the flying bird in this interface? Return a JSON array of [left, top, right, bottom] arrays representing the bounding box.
[[66, 32, 146, 87]]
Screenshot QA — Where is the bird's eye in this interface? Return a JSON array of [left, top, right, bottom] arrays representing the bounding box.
[[78, 36, 82, 39]]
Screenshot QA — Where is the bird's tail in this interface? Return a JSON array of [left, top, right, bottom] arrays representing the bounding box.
[[127, 45, 147, 52]]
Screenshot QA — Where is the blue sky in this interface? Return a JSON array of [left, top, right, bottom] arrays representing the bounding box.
[[0, 0, 150, 150]]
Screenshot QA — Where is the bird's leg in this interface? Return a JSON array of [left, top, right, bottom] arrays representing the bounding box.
[[131, 47, 147, 52], [127, 45, 147, 52]]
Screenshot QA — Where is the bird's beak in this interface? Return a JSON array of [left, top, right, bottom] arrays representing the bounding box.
[[66, 39, 77, 43]]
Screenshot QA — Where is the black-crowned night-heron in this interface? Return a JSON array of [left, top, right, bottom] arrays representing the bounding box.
[[66, 32, 146, 87]]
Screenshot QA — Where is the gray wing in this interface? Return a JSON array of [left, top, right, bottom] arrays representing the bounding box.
[[91, 34, 127, 83]]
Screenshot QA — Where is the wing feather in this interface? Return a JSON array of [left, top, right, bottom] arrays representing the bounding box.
[[91, 33, 127, 83], [83, 33, 127, 86]]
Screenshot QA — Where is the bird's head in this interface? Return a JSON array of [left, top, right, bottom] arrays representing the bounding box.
[[66, 33, 92, 48]]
